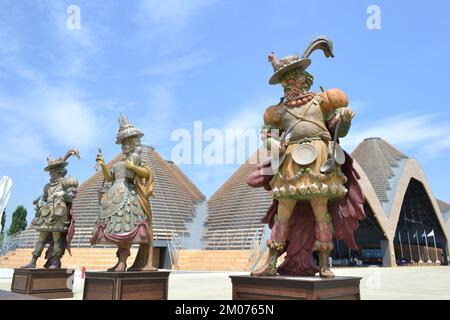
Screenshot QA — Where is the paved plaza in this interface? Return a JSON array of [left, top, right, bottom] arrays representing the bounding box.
[[1, 266, 450, 300]]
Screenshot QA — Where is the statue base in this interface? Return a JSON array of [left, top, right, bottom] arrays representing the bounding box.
[[230, 275, 361, 300], [11, 268, 74, 299], [83, 271, 170, 300]]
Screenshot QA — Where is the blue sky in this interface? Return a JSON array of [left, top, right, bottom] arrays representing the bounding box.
[[0, 0, 449, 228]]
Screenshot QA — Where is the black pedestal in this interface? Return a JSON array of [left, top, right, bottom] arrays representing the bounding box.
[[83, 271, 170, 300], [230, 275, 362, 300], [11, 268, 74, 299]]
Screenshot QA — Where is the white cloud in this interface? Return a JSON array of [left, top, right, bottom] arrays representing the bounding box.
[[38, 94, 99, 149], [35, 2, 100, 78], [138, 0, 217, 31], [139, 84, 177, 148], [0, 116, 48, 166], [0, 82, 107, 166], [221, 95, 273, 163], [135, 0, 218, 55], [142, 51, 214, 76], [0, 4, 106, 167], [342, 113, 450, 157], [224, 100, 269, 131]]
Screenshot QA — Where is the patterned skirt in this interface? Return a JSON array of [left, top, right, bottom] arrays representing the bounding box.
[[270, 140, 348, 201], [91, 179, 151, 245]]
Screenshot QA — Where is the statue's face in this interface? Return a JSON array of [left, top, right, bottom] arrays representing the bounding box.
[[121, 138, 133, 155], [121, 137, 141, 155], [280, 69, 306, 91], [49, 167, 66, 180]]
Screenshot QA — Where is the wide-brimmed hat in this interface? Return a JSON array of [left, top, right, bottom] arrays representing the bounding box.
[[116, 113, 144, 144], [268, 35, 335, 85], [44, 149, 80, 172]]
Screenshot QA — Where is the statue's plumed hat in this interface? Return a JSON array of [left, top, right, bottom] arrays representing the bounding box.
[[44, 148, 80, 172], [116, 113, 144, 144], [268, 35, 335, 85]]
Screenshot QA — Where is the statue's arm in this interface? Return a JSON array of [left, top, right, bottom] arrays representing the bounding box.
[[125, 159, 150, 179], [32, 185, 48, 222], [261, 104, 284, 150], [62, 178, 79, 203], [101, 165, 114, 182], [320, 88, 354, 138], [41, 183, 50, 203], [96, 153, 113, 182]]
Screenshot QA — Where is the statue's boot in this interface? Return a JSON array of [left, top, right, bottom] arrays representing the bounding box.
[[128, 243, 158, 271], [107, 249, 121, 272], [251, 219, 288, 277], [108, 248, 130, 272], [314, 216, 335, 278], [318, 251, 335, 278], [250, 246, 283, 276], [47, 256, 62, 269], [127, 244, 146, 271], [140, 243, 158, 271], [45, 238, 63, 269], [21, 240, 45, 269], [21, 255, 39, 269]]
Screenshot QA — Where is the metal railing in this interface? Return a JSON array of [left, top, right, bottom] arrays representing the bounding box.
[[206, 228, 263, 250], [248, 225, 270, 271], [168, 231, 182, 269], [0, 231, 23, 256], [247, 229, 262, 263]]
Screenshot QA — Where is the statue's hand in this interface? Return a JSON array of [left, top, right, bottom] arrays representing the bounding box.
[[340, 108, 355, 122], [280, 139, 290, 152], [124, 158, 135, 170], [31, 217, 39, 226], [32, 197, 40, 205], [96, 153, 105, 167]]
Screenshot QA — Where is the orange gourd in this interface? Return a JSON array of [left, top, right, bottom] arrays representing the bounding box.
[[264, 105, 282, 126], [320, 88, 348, 113]]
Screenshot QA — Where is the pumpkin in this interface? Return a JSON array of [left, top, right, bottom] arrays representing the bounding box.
[[263, 105, 282, 126], [320, 88, 348, 113]]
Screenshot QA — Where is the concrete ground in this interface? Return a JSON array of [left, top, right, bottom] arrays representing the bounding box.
[[1, 266, 450, 300]]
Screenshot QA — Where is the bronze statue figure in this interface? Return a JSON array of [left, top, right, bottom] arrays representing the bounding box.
[[22, 149, 80, 269], [90, 114, 157, 272]]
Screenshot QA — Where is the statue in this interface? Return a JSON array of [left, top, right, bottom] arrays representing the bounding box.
[[247, 36, 365, 278], [22, 149, 80, 269], [90, 114, 157, 272]]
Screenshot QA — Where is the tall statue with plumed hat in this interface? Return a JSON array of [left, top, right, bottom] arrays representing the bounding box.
[[91, 114, 157, 272], [247, 36, 366, 278], [22, 149, 80, 269]]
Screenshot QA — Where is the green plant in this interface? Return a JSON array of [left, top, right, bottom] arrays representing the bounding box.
[[8, 206, 27, 236]]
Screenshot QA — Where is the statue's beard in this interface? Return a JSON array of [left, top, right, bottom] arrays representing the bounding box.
[[50, 176, 63, 183], [284, 82, 308, 100]]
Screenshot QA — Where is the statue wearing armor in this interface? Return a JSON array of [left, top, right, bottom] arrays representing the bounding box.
[[22, 149, 80, 269]]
